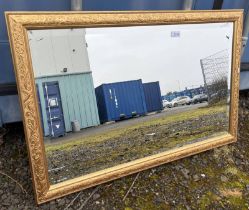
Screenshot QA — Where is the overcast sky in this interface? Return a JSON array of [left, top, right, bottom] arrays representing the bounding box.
[[85, 22, 233, 95]]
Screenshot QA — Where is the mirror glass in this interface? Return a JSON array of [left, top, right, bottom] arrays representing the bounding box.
[[27, 22, 233, 184]]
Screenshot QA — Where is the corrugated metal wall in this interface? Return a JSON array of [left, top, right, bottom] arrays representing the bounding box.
[[143, 82, 163, 112], [95, 80, 147, 123], [0, 0, 71, 126], [0, 0, 71, 85], [222, 0, 249, 63], [36, 73, 100, 136], [0, 95, 22, 125], [1, 0, 249, 125]]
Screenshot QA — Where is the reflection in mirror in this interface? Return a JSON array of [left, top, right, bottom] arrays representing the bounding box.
[[28, 23, 233, 184]]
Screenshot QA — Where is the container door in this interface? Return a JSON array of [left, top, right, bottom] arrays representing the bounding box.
[[43, 81, 65, 137], [36, 84, 44, 135]]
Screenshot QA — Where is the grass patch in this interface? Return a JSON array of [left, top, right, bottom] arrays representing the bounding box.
[[45, 105, 227, 154], [63, 125, 223, 175], [199, 191, 219, 209], [201, 161, 249, 208]]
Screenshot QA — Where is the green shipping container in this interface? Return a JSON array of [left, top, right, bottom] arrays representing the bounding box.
[[35, 72, 100, 136]]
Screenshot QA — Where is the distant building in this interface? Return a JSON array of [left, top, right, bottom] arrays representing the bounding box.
[[162, 86, 206, 101]]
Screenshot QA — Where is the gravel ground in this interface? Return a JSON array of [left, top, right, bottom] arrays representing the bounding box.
[[45, 103, 207, 146], [47, 109, 228, 184], [0, 93, 249, 209]]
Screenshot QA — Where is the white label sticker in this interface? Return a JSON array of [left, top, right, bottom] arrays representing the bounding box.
[[171, 31, 180, 38], [49, 98, 58, 107]]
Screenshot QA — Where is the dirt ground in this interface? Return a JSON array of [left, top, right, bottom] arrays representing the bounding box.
[[0, 93, 249, 209], [46, 104, 229, 184]]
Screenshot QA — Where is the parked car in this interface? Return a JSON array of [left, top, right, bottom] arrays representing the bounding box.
[[162, 99, 171, 108], [191, 94, 208, 104], [169, 96, 191, 107], [210, 90, 227, 101]]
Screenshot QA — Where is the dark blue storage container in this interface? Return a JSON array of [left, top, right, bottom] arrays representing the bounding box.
[[95, 79, 147, 123], [143, 82, 163, 112]]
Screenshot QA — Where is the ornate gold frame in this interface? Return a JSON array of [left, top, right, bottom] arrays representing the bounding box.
[[5, 10, 242, 204]]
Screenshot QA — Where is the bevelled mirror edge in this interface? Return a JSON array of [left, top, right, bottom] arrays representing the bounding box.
[[5, 10, 242, 204]]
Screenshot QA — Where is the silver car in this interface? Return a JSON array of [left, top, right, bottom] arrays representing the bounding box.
[[162, 99, 171, 108], [170, 96, 191, 107]]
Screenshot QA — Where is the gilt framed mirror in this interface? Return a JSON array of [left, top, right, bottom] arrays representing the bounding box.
[[5, 10, 242, 204]]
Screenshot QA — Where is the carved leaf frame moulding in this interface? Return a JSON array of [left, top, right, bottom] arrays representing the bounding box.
[[5, 10, 242, 204]]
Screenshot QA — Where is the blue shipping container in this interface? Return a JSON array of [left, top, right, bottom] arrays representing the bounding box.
[[143, 82, 163, 112], [95, 80, 147, 123]]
